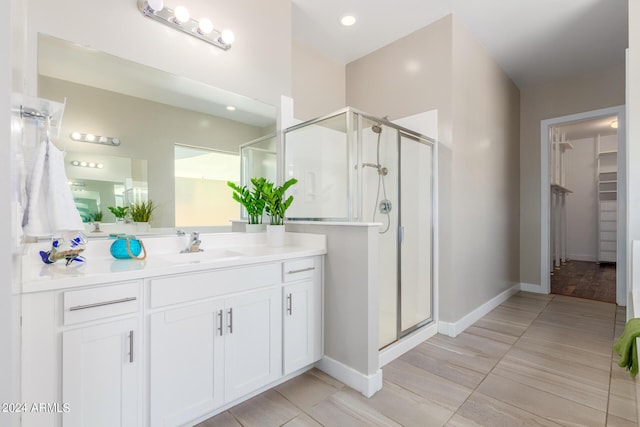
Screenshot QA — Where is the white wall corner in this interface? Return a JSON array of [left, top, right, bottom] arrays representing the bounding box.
[[520, 282, 546, 294], [315, 356, 382, 398], [437, 284, 521, 337]]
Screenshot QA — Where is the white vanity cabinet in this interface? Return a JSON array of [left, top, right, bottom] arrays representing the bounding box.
[[149, 286, 282, 426], [21, 247, 324, 427], [62, 317, 139, 427], [147, 262, 285, 426], [282, 257, 323, 375], [21, 281, 142, 427]]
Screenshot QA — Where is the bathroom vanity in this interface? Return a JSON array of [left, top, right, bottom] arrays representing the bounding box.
[[20, 232, 325, 427]]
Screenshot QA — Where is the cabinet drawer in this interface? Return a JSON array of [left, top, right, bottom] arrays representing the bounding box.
[[64, 282, 140, 325], [601, 241, 617, 252], [283, 258, 316, 282], [149, 263, 280, 308]]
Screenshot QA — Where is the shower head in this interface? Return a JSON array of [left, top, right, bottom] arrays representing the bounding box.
[[372, 123, 382, 134]]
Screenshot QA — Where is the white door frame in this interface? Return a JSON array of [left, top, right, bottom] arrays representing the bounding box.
[[540, 105, 627, 305]]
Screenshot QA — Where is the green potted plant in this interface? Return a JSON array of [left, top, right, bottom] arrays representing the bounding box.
[[108, 206, 129, 222], [89, 211, 103, 222], [129, 200, 156, 231], [227, 177, 267, 232], [89, 211, 103, 232], [261, 178, 298, 246]]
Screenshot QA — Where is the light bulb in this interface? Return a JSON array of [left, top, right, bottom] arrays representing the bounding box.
[[220, 29, 235, 45], [340, 15, 357, 26], [70, 132, 81, 140], [198, 17, 213, 34], [80, 161, 88, 167], [97, 163, 104, 169], [88, 162, 96, 168], [147, 0, 163, 11], [174, 6, 190, 23], [71, 160, 80, 166], [610, 120, 618, 129], [86, 134, 96, 142]]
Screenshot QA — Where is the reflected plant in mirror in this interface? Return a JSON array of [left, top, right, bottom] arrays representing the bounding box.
[[129, 200, 156, 223]]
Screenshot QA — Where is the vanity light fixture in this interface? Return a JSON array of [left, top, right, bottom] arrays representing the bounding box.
[[137, 0, 234, 51], [70, 160, 104, 169], [70, 132, 121, 146], [610, 120, 618, 129]]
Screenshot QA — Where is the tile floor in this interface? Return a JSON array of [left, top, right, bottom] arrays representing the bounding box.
[[551, 260, 616, 303], [197, 292, 637, 427]]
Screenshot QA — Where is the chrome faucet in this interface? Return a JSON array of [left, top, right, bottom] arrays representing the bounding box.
[[181, 231, 202, 253]]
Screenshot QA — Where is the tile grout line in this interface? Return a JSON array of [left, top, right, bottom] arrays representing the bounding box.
[[442, 293, 557, 426]]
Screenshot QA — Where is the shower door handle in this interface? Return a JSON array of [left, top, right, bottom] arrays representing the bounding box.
[[398, 226, 404, 245]]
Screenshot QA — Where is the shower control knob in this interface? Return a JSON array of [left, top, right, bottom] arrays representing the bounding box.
[[379, 200, 392, 214]]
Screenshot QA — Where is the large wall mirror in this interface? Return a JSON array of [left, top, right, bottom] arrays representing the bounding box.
[[37, 33, 277, 232]]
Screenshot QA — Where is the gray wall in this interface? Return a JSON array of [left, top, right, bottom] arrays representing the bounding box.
[[346, 14, 520, 324], [292, 41, 346, 121], [519, 65, 625, 288]]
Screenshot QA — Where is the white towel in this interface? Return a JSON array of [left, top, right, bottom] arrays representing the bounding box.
[[22, 140, 84, 236]]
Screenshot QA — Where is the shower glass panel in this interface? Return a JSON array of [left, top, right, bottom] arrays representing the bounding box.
[[399, 132, 432, 334], [284, 113, 352, 220], [240, 134, 277, 186], [283, 107, 435, 350]]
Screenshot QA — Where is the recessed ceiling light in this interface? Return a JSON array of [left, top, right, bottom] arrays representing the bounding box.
[[340, 15, 357, 27], [226, 106, 236, 111]]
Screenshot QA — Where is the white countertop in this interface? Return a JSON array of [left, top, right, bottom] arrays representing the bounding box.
[[21, 232, 326, 293]]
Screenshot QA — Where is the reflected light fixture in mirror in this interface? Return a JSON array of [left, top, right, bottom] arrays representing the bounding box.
[[71, 132, 121, 146], [137, 0, 235, 50]]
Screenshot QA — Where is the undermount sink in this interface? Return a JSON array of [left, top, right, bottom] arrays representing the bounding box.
[[159, 249, 244, 264]]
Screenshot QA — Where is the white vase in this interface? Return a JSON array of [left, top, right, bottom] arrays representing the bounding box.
[[135, 221, 150, 232], [266, 224, 285, 247], [245, 223, 266, 233]]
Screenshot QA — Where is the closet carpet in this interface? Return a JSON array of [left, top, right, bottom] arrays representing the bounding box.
[[551, 260, 616, 303], [197, 292, 636, 426]]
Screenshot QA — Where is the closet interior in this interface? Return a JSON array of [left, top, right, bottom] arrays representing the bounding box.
[[549, 116, 618, 302]]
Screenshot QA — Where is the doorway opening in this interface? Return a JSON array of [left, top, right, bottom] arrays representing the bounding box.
[[540, 106, 626, 305]]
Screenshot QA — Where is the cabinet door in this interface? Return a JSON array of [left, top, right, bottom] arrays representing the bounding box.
[[149, 300, 225, 427], [224, 287, 282, 403], [62, 318, 139, 427], [283, 273, 322, 374]]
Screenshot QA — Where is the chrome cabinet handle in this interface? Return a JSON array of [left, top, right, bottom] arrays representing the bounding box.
[[128, 330, 134, 363], [227, 308, 233, 334], [286, 293, 292, 315], [217, 310, 224, 336], [69, 297, 137, 311], [286, 267, 315, 275]]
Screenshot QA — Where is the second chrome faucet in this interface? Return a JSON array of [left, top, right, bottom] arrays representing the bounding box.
[[181, 231, 203, 253]]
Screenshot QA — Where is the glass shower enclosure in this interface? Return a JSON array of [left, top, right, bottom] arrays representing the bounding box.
[[283, 107, 435, 349]]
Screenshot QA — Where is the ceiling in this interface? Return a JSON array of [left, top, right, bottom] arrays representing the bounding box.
[[554, 116, 618, 141], [292, 0, 628, 88]]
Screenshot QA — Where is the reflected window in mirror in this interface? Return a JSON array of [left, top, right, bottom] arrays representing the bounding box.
[[174, 145, 240, 227]]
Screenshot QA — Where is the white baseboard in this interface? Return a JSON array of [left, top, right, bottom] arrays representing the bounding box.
[[315, 356, 382, 397], [567, 254, 597, 262], [437, 284, 521, 337], [520, 282, 546, 293], [379, 323, 438, 367]]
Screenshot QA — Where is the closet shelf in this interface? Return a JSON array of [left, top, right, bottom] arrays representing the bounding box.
[[551, 184, 572, 194], [598, 150, 617, 156]]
